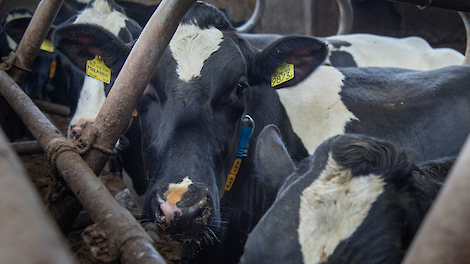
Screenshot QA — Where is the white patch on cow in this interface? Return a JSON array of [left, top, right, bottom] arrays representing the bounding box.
[[169, 24, 223, 82], [68, 76, 106, 134], [326, 33, 464, 70], [164, 177, 193, 206], [276, 66, 357, 154], [5, 11, 32, 51], [298, 155, 385, 263], [74, 0, 127, 37]]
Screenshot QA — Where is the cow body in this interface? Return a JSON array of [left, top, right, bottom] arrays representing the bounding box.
[[53, 2, 470, 263], [241, 126, 452, 264], [241, 33, 464, 70]]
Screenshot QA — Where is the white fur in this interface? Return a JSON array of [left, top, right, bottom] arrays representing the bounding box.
[[298, 156, 385, 263], [325, 33, 464, 70], [276, 66, 357, 154], [73, 0, 127, 37], [169, 24, 223, 82], [68, 76, 106, 133]]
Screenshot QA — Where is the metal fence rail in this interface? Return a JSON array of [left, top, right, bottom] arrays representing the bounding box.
[[0, 0, 197, 262]]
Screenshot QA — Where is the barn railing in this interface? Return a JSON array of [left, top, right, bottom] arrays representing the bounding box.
[[0, 129, 76, 264], [0, 0, 197, 263], [384, 0, 470, 12]]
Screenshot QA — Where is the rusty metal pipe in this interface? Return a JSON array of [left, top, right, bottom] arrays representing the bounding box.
[[34, 100, 71, 116], [7, 0, 63, 86], [10, 140, 44, 155], [81, 0, 197, 175], [55, 151, 166, 264], [0, 70, 166, 263], [236, 0, 265, 33], [0, 129, 76, 264], [402, 135, 470, 263], [336, 0, 353, 35], [384, 0, 470, 12], [458, 11, 470, 65]]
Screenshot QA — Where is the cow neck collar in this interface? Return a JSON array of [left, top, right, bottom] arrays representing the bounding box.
[[223, 114, 254, 191]]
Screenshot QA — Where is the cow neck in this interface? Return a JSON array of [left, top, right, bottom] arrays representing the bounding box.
[[223, 115, 254, 192]]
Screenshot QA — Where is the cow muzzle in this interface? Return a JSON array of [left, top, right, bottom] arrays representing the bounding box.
[[153, 177, 213, 242]]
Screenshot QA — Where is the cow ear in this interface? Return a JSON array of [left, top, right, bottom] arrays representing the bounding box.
[[52, 23, 132, 73], [250, 36, 328, 88], [4, 17, 31, 45], [255, 125, 295, 194]]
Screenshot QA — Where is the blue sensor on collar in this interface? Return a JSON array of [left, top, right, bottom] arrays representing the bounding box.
[[237, 115, 254, 157]]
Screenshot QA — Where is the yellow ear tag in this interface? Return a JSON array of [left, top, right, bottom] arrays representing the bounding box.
[[40, 39, 54, 52], [86, 55, 111, 84], [271, 62, 294, 87]]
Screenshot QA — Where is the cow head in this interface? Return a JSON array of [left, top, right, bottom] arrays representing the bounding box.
[[52, 0, 141, 138], [242, 127, 443, 264], [53, 0, 328, 256]]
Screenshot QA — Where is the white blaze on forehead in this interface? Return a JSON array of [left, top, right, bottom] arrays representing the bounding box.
[[298, 155, 385, 263], [73, 0, 127, 37], [164, 177, 193, 207], [276, 66, 357, 154], [68, 76, 106, 134], [169, 24, 223, 82]]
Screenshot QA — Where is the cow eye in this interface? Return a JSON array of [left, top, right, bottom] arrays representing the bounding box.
[[236, 82, 248, 95]]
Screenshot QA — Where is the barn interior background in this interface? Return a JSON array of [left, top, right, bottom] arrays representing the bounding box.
[[0, 0, 468, 263], [2, 0, 466, 52]]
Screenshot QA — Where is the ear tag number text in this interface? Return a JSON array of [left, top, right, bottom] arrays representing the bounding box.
[[271, 62, 294, 87], [86, 55, 111, 84]]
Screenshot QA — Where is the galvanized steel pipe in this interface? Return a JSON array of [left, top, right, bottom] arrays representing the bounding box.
[[236, 0, 265, 33], [458, 11, 470, 65], [336, 0, 353, 35], [385, 0, 470, 12]]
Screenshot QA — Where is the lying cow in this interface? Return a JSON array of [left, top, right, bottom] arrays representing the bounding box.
[[242, 33, 465, 70], [53, 2, 470, 263], [241, 126, 453, 264]]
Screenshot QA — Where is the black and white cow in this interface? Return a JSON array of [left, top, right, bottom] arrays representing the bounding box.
[[0, 7, 68, 105], [242, 33, 464, 70], [241, 125, 453, 264], [52, 2, 470, 263], [52, 0, 148, 201]]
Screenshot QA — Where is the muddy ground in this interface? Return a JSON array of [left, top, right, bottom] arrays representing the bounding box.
[[15, 113, 181, 264]]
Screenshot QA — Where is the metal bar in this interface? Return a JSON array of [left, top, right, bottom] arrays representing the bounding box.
[[34, 100, 71, 116], [383, 0, 470, 12], [304, 0, 313, 35], [402, 135, 470, 264], [7, 0, 63, 86], [236, 0, 265, 33], [0, 129, 76, 264], [458, 12, 470, 65], [336, 0, 353, 35], [0, 69, 167, 263], [81, 0, 197, 176], [10, 140, 44, 155]]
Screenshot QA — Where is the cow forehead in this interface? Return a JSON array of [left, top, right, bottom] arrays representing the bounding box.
[[298, 155, 384, 263], [169, 24, 224, 82], [74, 0, 127, 37]]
